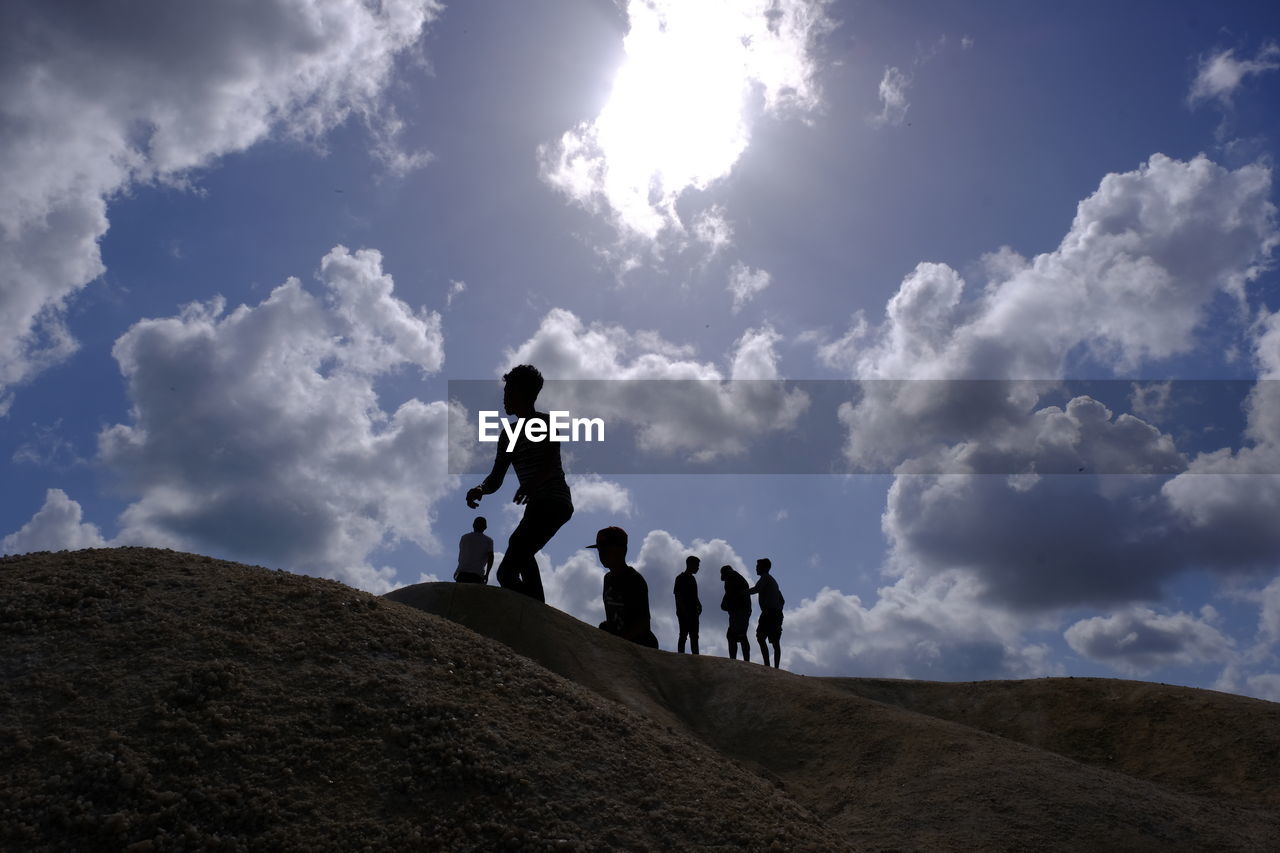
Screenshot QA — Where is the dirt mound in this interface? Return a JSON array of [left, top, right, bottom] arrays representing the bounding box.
[[0, 548, 844, 852], [4, 549, 1277, 852], [387, 580, 1280, 852], [828, 676, 1280, 809]]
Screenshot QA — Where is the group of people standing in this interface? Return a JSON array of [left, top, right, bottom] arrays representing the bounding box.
[[455, 363, 787, 668], [673, 554, 786, 667]]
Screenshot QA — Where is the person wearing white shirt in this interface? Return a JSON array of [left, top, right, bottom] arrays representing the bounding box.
[[454, 517, 494, 584]]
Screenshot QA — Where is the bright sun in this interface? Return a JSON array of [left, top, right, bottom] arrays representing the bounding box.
[[544, 1, 823, 241]]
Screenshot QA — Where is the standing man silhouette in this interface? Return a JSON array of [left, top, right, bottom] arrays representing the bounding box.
[[674, 555, 702, 654], [453, 517, 493, 584], [591, 526, 659, 648], [720, 565, 751, 661], [465, 365, 573, 602], [749, 558, 785, 668]]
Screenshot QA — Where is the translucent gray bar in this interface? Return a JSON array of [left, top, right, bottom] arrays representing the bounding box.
[[447, 379, 1276, 475]]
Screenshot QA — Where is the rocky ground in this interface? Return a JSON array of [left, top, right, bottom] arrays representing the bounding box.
[[2, 548, 1277, 851]]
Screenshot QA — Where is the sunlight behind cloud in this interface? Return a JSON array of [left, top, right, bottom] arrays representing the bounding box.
[[541, 0, 830, 245]]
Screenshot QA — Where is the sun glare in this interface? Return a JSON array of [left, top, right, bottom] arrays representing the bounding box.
[[543, 0, 825, 242]]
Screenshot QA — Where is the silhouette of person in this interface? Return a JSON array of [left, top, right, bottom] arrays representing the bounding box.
[[465, 365, 573, 602], [720, 565, 751, 661], [674, 555, 702, 654], [454, 516, 494, 584], [591, 526, 659, 649], [748, 557, 785, 668]]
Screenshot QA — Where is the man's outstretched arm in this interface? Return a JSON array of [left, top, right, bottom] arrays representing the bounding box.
[[466, 444, 511, 507]]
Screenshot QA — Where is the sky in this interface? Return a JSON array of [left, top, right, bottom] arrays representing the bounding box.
[[4, 0, 1280, 699]]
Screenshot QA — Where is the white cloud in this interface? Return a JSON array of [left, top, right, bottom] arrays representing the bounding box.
[[869, 66, 911, 127], [97, 246, 450, 593], [839, 155, 1275, 387], [1161, 310, 1280, 571], [2, 489, 107, 554], [692, 206, 734, 255], [0, 0, 441, 411], [499, 308, 808, 462], [784, 572, 1058, 679], [867, 36, 965, 130], [566, 474, 634, 516], [445, 280, 467, 307], [727, 263, 772, 312], [1260, 577, 1280, 645], [812, 153, 1278, 613], [1188, 44, 1280, 108], [1065, 607, 1236, 675], [1245, 673, 1280, 702], [538, 0, 831, 248]]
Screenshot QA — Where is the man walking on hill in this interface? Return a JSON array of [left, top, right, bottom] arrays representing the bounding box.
[[453, 517, 494, 584], [674, 555, 702, 654], [590, 526, 659, 649], [749, 558, 785, 668], [465, 364, 574, 602], [720, 565, 751, 661]]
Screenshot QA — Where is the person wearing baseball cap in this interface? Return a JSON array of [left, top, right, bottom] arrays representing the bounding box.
[[589, 526, 658, 649]]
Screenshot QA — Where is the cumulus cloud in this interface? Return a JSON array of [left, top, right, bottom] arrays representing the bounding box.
[[1, 489, 108, 555], [840, 155, 1275, 387], [567, 474, 634, 516], [727, 263, 772, 312], [538, 0, 831, 248], [1188, 44, 1280, 108], [832, 155, 1275, 466], [1246, 673, 1280, 701], [0, 0, 441, 411], [496, 308, 809, 463], [1064, 607, 1235, 675], [1260, 576, 1280, 645], [813, 153, 1278, 614], [784, 573, 1058, 679], [97, 246, 450, 593]]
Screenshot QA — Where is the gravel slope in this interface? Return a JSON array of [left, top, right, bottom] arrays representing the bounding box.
[[3, 548, 1278, 852]]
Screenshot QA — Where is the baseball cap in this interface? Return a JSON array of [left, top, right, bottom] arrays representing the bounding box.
[[586, 526, 628, 550]]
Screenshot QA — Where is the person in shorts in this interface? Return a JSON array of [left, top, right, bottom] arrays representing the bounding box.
[[749, 557, 785, 668]]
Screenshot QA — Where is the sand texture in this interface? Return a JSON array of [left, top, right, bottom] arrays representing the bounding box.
[[2, 548, 1277, 851]]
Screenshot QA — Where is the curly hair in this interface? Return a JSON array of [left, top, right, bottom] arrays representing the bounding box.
[[502, 364, 544, 400]]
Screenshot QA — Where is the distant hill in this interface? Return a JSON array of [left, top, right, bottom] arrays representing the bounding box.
[[1, 548, 1276, 851], [388, 581, 1280, 851]]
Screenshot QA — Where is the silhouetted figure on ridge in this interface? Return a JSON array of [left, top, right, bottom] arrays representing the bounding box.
[[749, 557, 785, 668], [591, 526, 659, 649], [453, 516, 494, 584], [465, 364, 573, 602], [674, 555, 702, 654], [720, 565, 751, 661]]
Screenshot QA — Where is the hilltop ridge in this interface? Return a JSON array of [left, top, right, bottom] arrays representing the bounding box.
[[1, 548, 1276, 851]]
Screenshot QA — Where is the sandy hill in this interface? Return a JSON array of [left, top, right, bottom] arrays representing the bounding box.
[[0, 549, 1274, 852]]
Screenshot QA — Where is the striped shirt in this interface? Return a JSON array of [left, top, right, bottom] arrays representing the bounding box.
[[478, 411, 572, 505]]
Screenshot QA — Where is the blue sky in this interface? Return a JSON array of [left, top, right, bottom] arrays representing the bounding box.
[[4, 0, 1280, 698]]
